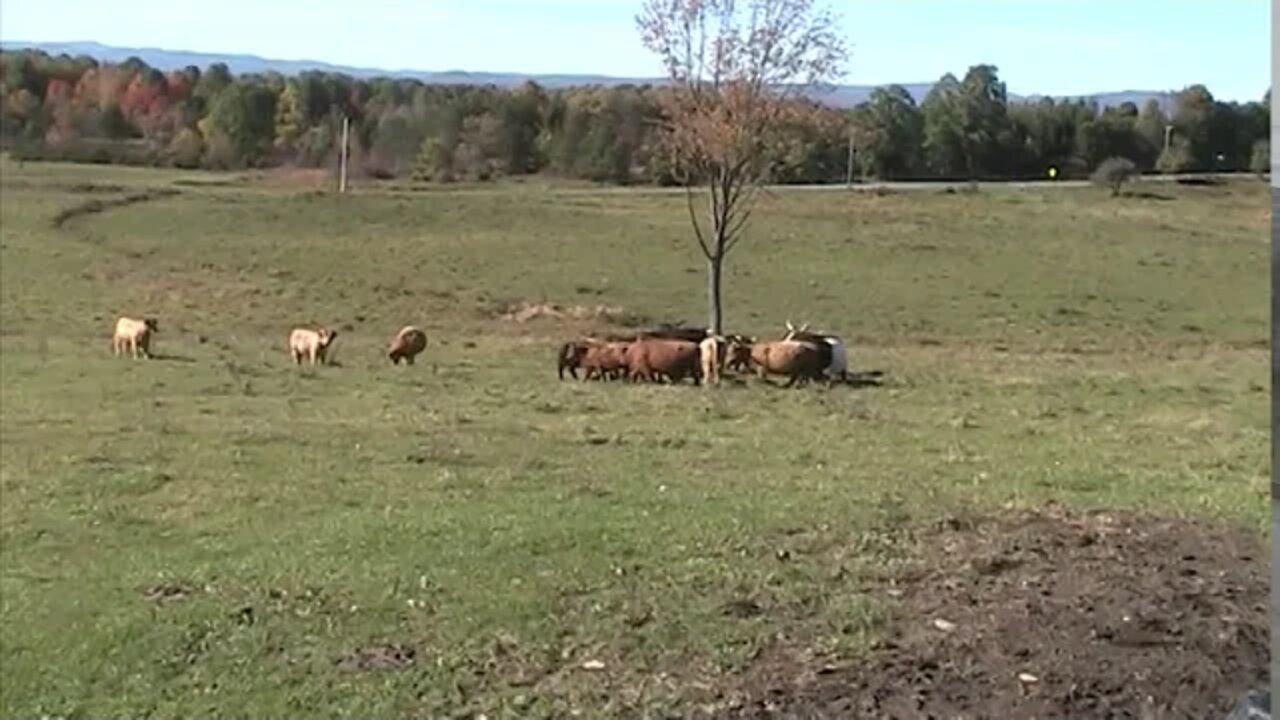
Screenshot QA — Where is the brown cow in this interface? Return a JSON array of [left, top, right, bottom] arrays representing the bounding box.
[[626, 338, 700, 385], [558, 339, 631, 381], [783, 320, 848, 382], [289, 327, 337, 365], [112, 316, 158, 359], [582, 340, 631, 381], [388, 326, 428, 365], [739, 339, 828, 387]]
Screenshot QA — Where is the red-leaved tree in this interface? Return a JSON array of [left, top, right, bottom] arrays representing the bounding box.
[[636, 0, 848, 334]]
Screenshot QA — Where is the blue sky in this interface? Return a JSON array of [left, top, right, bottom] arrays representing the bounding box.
[[0, 0, 1268, 100]]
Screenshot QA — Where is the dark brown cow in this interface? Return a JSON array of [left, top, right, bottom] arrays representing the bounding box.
[[558, 341, 587, 380], [639, 325, 708, 344], [625, 338, 701, 385], [722, 333, 755, 373], [741, 339, 828, 387]]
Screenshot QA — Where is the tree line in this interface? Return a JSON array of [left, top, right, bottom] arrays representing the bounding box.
[[0, 49, 1270, 183]]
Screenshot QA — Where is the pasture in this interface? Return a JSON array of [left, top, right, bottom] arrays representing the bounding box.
[[0, 160, 1270, 718]]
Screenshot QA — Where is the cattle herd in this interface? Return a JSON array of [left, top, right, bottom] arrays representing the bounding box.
[[111, 316, 429, 366], [110, 314, 848, 388], [557, 320, 849, 388]]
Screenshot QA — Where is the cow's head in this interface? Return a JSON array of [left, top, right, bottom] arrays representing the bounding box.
[[143, 318, 159, 333], [317, 328, 336, 347], [725, 337, 754, 366]]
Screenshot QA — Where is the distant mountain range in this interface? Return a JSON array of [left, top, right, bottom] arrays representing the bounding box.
[[1, 40, 1181, 112]]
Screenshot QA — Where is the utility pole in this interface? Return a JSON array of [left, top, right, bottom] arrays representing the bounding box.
[[339, 115, 350, 194], [845, 134, 855, 187], [1163, 124, 1173, 152]]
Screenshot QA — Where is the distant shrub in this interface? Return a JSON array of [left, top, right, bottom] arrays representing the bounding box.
[[1249, 140, 1270, 176], [10, 138, 161, 166], [1091, 157, 1138, 197], [1155, 142, 1192, 175]]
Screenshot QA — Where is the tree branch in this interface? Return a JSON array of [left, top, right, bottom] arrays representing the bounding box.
[[685, 182, 712, 260]]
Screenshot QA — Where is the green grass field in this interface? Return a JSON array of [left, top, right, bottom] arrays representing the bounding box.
[[0, 159, 1269, 718]]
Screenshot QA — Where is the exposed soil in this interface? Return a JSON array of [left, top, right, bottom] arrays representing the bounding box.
[[335, 643, 418, 672], [718, 505, 1268, 720], [496, 300, 640, 325], [51, 188, 182, 228]]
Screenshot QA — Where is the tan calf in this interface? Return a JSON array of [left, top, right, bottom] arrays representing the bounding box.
[[112, 316, 158, 359], [698, 333, 725, 386], [289, 327, 337, 365]]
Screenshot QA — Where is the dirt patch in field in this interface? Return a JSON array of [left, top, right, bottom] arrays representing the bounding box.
[[718, 505, 1267, 720], [141, 581, 194, 603], [51, 188, 182, 228], [492, 300, 646, 326], [336, 643, 418, 672]]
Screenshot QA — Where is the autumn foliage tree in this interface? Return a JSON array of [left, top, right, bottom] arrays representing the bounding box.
[[636, 0, 848, 334], [0, 49, 1269, 186]]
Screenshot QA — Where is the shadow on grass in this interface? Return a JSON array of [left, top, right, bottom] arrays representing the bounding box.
[[149, 353, 197, 364], [844, 370, 887, 388], [1126, 191, 1175, 201]]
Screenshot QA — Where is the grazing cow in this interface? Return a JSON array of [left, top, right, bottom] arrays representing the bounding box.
[[698, 333, 726, 386], [289, 327, 337, 365], [722, 334, 755, 373], [558, 339, 630, 380], [625, 338, 701, 385], [783, 320, 849, 382], [582, 340, 632, 381], [112, 316, 158, 359], [558, 341, 585, 380], [388, 326, 428, 365], [739, 338, 828, 387]]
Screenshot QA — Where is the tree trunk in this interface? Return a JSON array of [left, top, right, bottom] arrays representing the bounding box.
[[707, 253, 724, 335]]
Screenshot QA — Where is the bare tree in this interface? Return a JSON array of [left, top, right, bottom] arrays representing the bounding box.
[[636, 0, 848, 334]]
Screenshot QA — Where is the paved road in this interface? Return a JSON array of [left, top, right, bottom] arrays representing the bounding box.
[[739, 173, 1244, 194], [385, 172, 1253, 197]]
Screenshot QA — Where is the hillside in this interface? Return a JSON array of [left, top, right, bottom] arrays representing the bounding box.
[[0, 39, 1177, 111]]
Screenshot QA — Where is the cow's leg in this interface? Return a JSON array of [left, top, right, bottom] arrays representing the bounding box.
[[406, 355, 415, 366], [130, 337, 140, 359]]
